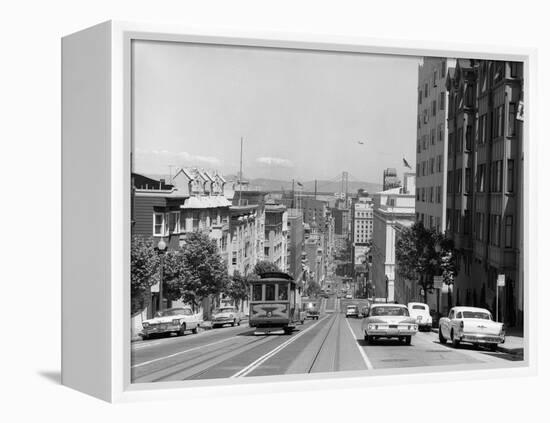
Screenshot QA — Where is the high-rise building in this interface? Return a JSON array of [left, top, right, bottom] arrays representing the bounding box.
[[446, 59, 524, 326], [416, 57, 454, 232], [382, 168, 401, 191]]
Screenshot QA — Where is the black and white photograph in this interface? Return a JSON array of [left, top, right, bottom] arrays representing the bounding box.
[[129, 40, 525, 383]]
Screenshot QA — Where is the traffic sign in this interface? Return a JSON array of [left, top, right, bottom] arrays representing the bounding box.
[[497, 274, 506, 287], [433, 276, 443, 289]]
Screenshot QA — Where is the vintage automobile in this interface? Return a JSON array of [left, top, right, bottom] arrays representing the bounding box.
[[345, 294, 353, 299], [438, 306, 505, 350], [362, 303, 418, 345], [141, 307, 199, 339], [345, 304, 360, 318], [211, 305, 242, 328], [303, 301, 320, 320], [407, 302, 433, 331]]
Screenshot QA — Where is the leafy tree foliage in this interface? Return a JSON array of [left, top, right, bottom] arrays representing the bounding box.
[[224, 270, 250, 304], [253, 260, 280, 275], [305, 280, 322, 297], [131, 236, 159, 314], [395, 222, 455, 303], [177, 231, 230, 308]]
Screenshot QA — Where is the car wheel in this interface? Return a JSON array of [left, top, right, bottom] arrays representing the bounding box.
[[141, 334, 149, 341], [237, 320, 241, 326], [438, 327, 447, 344], [178, 323, 187, 336], [488, 343, 498, 352], [451, 330, 460, 348], [364, 333, 369, 343], [231, 320, 235, 327], [191, 326, 198, 334], [404, 336, 412, 345]]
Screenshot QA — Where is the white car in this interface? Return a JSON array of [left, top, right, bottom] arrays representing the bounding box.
[[211, 306, 242, 328], [345, 304, 359, 318], [362, 303, 418, 345], [141, 307, 199, 339], [345, 294, 353, 299], [407, 302, 433, 331], [438, 306, 505, 350]]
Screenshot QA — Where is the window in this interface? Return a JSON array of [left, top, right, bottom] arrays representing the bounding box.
[[430, 158, 435, 174], [508, 103, 517, 136], [464, 210, 471, 235], [440, 92, 445, 110], [417, 140, 421, 153], [477, 164, 486, 192], [490, 214, 502, 246], [447, 171, 453, 193], [505, 216, 513, 248], [510, 62, 519, 78], [232, 251, 237, 265], [494, 105, 505, 137], [441, 61, 446, 79], [449, 132, 454, 155], [418, 89, 422, 105], [436, 186, 442, 203], [494, 160, 503, 192], [168, 212, 180, 233], [277, 283, 288, 300], [465, 168, 471, 194], [429, 186, 434, 203], [465, 125, 473, 151], [431, 128, 435, 145], [421, 188, 425, 202], [433, 69, 437, 87], [416, 163, 420, 176], [479, 114, 487, 144], [438, 123, 443, 142], [437, 155, 443, 172], [432, 100, 436, 116], [153, 213, 166, 236], [457, 127, 463, 152], [265, 284, 275, 301], [465, 84, 474, 107], [507, 160, 514, 192], [424, 83, 428, 98], [456, 170, 462, 193], [264, 247, 270, 257], [252, 284, 263, 301], [416, 188, 420, 201]]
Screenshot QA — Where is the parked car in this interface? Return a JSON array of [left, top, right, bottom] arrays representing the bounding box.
[[211, 306, 242, 328], [407, 302, 433, 331], [345, 304, 359, 318], [141, 307, 199, 339], [362, 303, 418, 345], [438, 306, 505, 350], [345, 294, 353, 299]]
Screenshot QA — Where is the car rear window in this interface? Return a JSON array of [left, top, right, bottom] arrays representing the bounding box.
[[462, 311, 491, 320], [371, 306, 409, 316], [412, 305, 426, 310]]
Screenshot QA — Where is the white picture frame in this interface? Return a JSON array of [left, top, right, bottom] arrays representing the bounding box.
[[62, 20, 537, 403]]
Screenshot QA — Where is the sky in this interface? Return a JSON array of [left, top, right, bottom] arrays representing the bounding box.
[[133, 40, 421, 183]]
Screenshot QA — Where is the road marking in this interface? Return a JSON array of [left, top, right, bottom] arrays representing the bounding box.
[[344, 317, 374, 370], [231, 315, 330, 378], [131, 337, 235, 369]]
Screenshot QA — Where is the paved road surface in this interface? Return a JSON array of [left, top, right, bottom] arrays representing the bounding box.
[[132, 296, 523, 383]]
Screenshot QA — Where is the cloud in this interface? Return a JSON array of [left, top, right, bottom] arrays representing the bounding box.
[[135, 148, 221, 166], [256, 156, 294, 168]]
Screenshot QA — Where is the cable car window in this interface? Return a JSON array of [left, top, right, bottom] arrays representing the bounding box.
[[252, 284, 262, 301], [265, 284, 275, 301], [277, 283, 288, 300]]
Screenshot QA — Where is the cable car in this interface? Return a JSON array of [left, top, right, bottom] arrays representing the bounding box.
[[249, 271, 303, 334]]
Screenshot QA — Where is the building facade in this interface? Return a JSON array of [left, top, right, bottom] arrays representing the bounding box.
[[446, 59, 523, 326], [382, 168, 401, 191], [416, 57, 453, 232], [371, 175, 416, 302]]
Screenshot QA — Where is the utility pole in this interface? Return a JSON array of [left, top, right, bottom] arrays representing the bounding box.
[[239, 136, 243, 206]]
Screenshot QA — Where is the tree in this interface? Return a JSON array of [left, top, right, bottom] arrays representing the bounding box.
[[177, 231, 230, 309], [305, 280, 322, 297], [395, 222, 446, 303], [253, 260, 280, 275], [131, 236, 159, 315], [223, 270, 250, 310]]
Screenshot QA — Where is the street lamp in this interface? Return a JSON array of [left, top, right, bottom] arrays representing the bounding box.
[[156, 238, 167, 313]]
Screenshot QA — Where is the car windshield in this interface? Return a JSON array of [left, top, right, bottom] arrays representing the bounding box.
[[370, 306, 409, 316], [462, 311, 491, 320], [157, 309, 188, 317], [412, 305, 427, 310], [347, 306, 357, 309], [214, 308, 235, 313]]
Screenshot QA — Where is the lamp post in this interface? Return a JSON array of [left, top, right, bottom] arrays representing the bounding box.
[[434, 242, 442, 320], [156, 238, 167, 313]]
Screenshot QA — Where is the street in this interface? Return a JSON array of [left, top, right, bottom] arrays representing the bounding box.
[[131, 296, 522, 383]]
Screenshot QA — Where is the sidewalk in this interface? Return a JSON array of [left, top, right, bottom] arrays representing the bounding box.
[[430, 326, 524, 356]]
